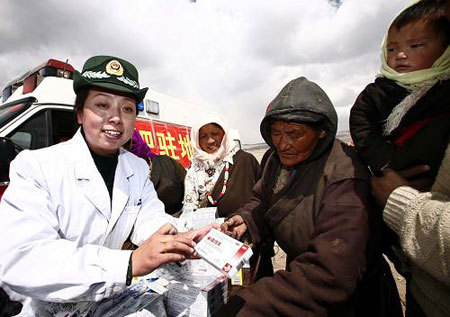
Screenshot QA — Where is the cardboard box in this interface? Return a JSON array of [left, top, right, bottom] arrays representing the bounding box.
[[155, 262, 228, 317]]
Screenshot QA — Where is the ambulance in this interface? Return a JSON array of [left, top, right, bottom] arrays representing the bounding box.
[[0, 59, 240, 199]]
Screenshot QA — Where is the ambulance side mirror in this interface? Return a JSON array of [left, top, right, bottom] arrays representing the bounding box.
[[0, 137, 21, 180]]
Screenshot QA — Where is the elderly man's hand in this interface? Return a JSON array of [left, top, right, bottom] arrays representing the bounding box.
[[221, 215, 247, 240], [371, 165, 431, 207]]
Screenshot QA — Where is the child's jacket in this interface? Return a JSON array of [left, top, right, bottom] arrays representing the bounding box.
[[350, 77, 450, 177]]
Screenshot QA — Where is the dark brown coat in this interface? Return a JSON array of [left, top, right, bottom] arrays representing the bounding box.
[[229, 141, 371, 316], [206, 150, 260, 217], [219, 78, 401, 317], [150, 155, 187, 215]]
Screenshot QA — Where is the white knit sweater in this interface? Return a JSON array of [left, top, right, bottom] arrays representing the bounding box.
[[384, 142, 450, 316]]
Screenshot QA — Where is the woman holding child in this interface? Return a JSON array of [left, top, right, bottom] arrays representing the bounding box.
[[220, 77, 401, 316], [363, 1, 450, 316]]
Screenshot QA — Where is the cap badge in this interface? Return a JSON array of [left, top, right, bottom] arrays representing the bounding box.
[[106, 60, 124, 76]]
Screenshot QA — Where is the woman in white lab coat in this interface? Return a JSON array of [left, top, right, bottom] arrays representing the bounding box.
[[0, 56, 200, 314]]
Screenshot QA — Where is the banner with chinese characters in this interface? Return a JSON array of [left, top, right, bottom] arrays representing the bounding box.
[[135, 119, 193, 168]]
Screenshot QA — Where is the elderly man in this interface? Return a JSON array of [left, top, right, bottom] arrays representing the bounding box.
[[220, 77, 401, 317]]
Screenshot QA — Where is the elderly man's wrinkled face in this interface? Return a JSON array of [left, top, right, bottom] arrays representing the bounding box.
[[199, 123, 225, 154], [271, 121, 326, 167]]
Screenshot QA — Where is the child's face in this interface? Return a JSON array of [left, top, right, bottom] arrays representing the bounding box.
[[386, 20, 448, 73]]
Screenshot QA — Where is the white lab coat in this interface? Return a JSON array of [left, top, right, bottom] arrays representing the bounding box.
[[0, 130, 177, 310]]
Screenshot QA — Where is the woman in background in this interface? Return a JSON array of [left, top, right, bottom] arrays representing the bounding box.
[[183, 115, 260, 217]]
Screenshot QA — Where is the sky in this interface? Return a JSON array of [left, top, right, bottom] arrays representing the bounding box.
[[0, 0, 410, 144]]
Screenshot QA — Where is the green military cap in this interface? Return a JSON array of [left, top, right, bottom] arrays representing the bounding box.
[[73, 55, 148, 102]]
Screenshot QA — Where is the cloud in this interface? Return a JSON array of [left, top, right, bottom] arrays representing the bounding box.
[[0, 0, 410, 143]]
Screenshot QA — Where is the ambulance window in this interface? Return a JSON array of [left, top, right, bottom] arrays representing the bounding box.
[[10, 132, 31, 149], [0, 100, 32, 127], [50, 109, 77, 144], [8, 110, 49, 150]]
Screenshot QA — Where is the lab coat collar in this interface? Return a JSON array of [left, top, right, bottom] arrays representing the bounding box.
[[69, 129, 135, 224]]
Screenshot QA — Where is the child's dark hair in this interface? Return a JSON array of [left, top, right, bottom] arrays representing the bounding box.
[[390, 0, 450, 45]]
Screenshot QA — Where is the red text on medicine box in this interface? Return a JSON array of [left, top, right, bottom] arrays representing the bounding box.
[[194, 229, 253, 279], [135, 119, 193, 168]]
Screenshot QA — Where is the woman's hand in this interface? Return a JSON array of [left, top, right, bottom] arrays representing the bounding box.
[[178, 223, 221, 243], [177, 223, 221, 259], [131, 223, 196, 276], [221, 215, 247, 240], [397, 165, 433, 191], [371, 165, 432, 207]]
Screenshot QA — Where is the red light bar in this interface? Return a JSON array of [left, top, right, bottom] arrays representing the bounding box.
[[1, 59, 75, 100], [46, 59, 75, 72], [23, 74, 37, 94], [4, 59, 75, 87]]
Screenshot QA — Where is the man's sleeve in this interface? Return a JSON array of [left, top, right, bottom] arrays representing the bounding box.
[[384, 186, 450, 285]]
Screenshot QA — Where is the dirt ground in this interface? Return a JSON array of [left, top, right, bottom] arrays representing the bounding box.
[[245, 144, 407, 315]]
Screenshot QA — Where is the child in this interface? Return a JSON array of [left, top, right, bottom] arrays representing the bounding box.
[[350, 1, 450, 179]]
